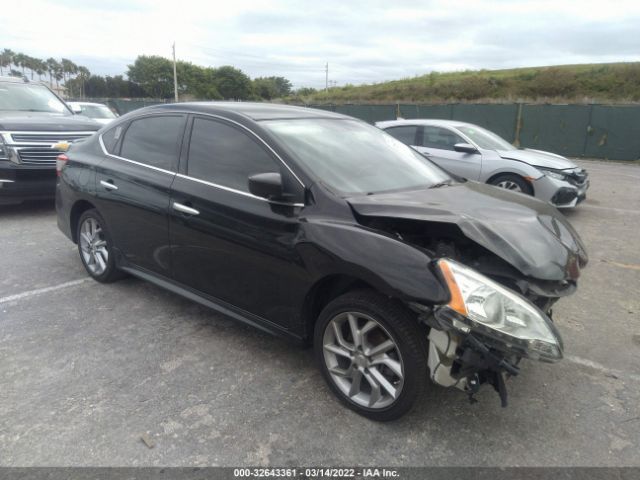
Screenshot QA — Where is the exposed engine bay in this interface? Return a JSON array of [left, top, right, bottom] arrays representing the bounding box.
[[360, 216, 577, 311]]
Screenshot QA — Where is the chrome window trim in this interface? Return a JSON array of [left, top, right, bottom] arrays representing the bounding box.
[[98, 115, 305, 208], [176, 173, 304, 208], [188, 112, 305, 188], [99, 111, 305, 187], [98, 134, 176, 176]]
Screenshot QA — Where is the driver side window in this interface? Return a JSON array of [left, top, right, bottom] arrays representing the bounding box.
[[421, 126, 465, 151], [187, 117, 280, 193]]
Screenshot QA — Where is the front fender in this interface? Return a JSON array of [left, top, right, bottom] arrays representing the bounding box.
[[480, 151, 544, 181], [298, 219, 450, 305]]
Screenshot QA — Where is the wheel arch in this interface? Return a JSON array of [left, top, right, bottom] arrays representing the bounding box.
[[486, 171, 535, 195], [69, 199, 97, 243], [301, 274, 376, 343]]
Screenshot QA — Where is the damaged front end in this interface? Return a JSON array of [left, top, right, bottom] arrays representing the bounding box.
[[412, 258, 564, 407], [347, 182, 587, 407]]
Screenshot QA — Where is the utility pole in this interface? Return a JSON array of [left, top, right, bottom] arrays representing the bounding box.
[[325, 62, 328, 92], [172, 42, 178, 102]]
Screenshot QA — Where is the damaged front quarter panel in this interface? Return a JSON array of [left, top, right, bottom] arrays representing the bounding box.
[[345, 182, 582, 407]]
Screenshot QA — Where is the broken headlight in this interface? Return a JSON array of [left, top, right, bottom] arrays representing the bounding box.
[[437, 258, 563, 362], [537, 167, 566, 181]]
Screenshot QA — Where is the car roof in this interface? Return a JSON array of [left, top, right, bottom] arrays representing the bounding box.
[[376, 118, 477, 129], [147, 102, 348, 121], [0, 76, 50, 86], [0, 76, 28, 83], [67, 101, 108, 106]]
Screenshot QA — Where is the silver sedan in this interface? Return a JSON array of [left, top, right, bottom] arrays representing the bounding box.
[[376, 119, 589, 208]]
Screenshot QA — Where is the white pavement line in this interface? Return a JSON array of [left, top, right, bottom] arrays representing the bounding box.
[[0, 278, 92, 305], [565, 355, 640, 382]]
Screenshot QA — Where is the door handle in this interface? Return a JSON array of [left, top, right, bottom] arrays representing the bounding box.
[[172, 202, 200, 216], [100, 180, 118, 191]]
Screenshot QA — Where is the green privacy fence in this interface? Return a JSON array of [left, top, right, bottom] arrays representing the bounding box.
[[77, 98, 640, 160], [309, 103, 640, 161]]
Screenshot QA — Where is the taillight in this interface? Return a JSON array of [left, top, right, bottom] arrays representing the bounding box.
[[56, 154, 69, 177]]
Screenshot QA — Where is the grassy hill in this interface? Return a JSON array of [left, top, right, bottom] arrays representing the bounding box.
[[288, 63, 640, 104]]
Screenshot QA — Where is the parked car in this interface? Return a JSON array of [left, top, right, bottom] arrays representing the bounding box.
[[67, 101, 119, 125], [56, 103, 587, 420], [377, 119, 589, 208], [0, 76, 100, 205]]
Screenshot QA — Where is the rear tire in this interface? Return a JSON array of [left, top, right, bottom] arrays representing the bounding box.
[[489, 173, 533, 195], [77, 209, 124, 283], [314, 289, 427, 421]]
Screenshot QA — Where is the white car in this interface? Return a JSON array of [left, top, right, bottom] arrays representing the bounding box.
[[67, 102, 118, 125], [377, 119, 590, 208]]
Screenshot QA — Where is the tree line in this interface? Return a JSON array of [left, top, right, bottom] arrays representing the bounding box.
[[1, 49, 297, 101]]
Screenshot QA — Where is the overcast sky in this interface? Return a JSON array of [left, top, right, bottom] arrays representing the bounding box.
[[2, 0, 639, 89]]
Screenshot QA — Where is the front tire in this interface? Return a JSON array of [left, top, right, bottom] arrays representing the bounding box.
[[77, 209, 124, 283], [489, 173, 533, 195], [314, 290, 428, 421]]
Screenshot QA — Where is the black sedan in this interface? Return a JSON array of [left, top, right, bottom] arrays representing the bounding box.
[[56, 103, 587, 420]]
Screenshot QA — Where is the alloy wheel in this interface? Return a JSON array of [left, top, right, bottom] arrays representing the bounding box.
[[496, 180, 522, 192], [79, 217, 109, 276], [322, 311, 404, 409]]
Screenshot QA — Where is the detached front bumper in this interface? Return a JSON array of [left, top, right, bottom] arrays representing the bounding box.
[[0, 163, 56, 205], [421, 304, 563, 407], [532, 173, 590, 209]]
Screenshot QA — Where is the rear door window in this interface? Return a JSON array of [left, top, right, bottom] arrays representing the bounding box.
[[101, 125, 123, 154], [384, 125, 418, 145], [120, 115, 185, 170]]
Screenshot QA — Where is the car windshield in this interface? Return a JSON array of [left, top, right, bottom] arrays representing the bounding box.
[[456, 125, 515, 151], [0, 82, 71, 115], [262, 118, 451, 195], [76, 104, 117, 119]]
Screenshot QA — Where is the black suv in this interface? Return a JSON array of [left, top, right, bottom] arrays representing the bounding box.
[[0, 76, 100, 205], [56, 102, 587, 420]]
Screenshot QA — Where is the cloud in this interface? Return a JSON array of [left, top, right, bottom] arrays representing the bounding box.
[[1, 0, 639, 89]]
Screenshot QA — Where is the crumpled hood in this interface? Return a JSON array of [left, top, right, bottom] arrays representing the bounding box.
[[497, 148, 577, 170], [0, 112, 100, 131], [348, 181, 588, 281]]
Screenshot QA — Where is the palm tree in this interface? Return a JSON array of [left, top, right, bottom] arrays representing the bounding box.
[[46, 58, 60, 87], [35, 59, 47, 81], [0, 48, 15, 75], [24, 56, 39, 79], [60, 58, 78, 84], [13, 53, 26, 76], [76, 66, 90, 99]]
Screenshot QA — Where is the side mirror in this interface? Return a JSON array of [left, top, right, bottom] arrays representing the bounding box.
[[454, 143, 478, 154], [248, 172, 283, 200], [69, 104, 82, 114]]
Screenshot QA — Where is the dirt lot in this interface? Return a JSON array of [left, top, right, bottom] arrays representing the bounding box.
[[0, 159, 639, 466]]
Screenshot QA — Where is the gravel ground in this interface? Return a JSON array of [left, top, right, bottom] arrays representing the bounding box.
[[0, 159, 638, 466]]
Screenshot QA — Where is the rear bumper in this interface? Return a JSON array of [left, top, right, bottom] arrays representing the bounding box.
[[0, 163, 56, 205]]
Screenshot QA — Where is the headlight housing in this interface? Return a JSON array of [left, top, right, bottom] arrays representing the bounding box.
[[437, 258, 563, 361], [537, 167, 566, 181], [0, 135, 8, 161]]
